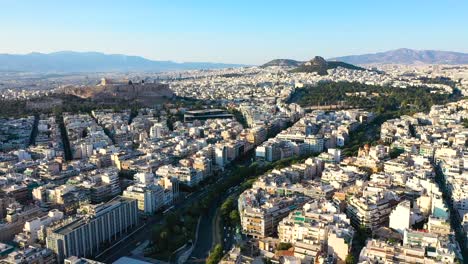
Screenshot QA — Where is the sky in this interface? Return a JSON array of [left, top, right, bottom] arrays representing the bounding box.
[[1, 0, 467, 65]]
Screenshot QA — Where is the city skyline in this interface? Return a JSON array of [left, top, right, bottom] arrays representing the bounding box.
[[1, 0, 468, 64], [0, 1, 467, 264]]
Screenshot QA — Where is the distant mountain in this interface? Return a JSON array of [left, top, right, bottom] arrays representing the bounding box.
[[261, 59, 303, 67], [290, 56, 366, 75], [330, 48, 468, 65], [0, 51, 246, 73]]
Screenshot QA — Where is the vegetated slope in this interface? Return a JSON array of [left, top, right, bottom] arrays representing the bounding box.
[[290, 56, 366, 75], [260, 59, 303, 68], [293, 81, 457, 114]]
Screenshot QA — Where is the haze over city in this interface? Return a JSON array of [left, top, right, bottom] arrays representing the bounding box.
[[1, 0, 468, 64], [0, 1, 468, 264]]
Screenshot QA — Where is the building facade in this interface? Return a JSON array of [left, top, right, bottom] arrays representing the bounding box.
[[46, 197, 138, 262]]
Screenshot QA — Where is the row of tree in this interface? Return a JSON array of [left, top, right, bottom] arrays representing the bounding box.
[[148, 154, 314, 260], [206, 244, 224, 264], [220, 196, 240, 226]]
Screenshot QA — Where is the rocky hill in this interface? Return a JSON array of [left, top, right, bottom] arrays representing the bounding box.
[[290, 56, 365, 75], [60, 78, 174, 105]]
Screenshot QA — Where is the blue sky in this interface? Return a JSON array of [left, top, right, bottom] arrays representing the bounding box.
[[1, 0, 467, 64]]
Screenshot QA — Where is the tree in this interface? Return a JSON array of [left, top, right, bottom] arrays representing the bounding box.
[[206, 244, 224, 264], [389, 148, 404, 159], [221, 197, 234, 218], [293, 81, 456, 116], [160, 230, 169, 240], [200, 196, 211, 212], [276, 242, 292, 251], [462, 118, 468, 128], [229, 210, 240, 226], [345, 254, 355, 264], [165, 212, 179, 227]]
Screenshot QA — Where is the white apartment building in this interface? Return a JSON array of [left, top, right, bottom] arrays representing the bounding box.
[[123, 184, 164, 214], [389, 200, 411, 234]]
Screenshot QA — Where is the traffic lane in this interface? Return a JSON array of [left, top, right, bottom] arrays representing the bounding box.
[[186, 204, 217, 262], [188, 189, 233, 262], [222, 227, 236, 252], [100, 222, 153, 263], [97, 194, 199, 262], [97, 156, 255, 262]]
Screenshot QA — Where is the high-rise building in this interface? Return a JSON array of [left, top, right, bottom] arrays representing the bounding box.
[[46, 197, 138, 262]]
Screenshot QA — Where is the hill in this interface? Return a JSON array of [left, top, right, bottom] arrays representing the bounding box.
[[290, 56, 366, 75], [0, 51, 246, 73], [331, 48, 468, 65], [260, 59, 303, 67], [59, 78, 174, 105]]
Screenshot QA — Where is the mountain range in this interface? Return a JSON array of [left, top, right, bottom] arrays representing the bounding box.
[[330, 48, 468, 65], [0, 51, 245, 73], [1, 48, 467, 73]]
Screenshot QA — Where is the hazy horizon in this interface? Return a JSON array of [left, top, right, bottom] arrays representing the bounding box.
[[2, 48, 468, 65], [2, 1, 468, 64]]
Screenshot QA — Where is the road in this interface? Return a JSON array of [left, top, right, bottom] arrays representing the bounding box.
[[186, 200, 218, 263], [188, 186, 244, 263], [221, 225, 237, 253], [185, 151, 270, 262], [96, 153, 254, 263], [95, 187, 212, 263], [219, 196, 243, 255], [94, 121, 298, 263]]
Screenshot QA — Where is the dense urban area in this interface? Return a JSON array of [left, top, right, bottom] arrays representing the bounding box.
[[1, 62, 468, 264]]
